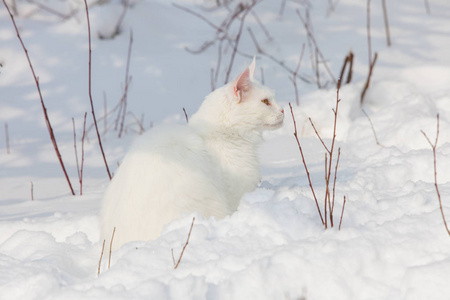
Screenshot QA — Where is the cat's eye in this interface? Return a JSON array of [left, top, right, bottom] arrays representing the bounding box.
[[261, 99, 270, 106]]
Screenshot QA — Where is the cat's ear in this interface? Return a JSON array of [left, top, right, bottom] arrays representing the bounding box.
[[249, 56, 256, 79], [232, 68, 252, 102]]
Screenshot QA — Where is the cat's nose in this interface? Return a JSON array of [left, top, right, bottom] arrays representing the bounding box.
[[281, 109, 284, 114]]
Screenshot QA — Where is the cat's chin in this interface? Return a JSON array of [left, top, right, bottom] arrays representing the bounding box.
[[264, 120, 284, 130]]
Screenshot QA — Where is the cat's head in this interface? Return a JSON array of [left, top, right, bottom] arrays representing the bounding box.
[[191, 58, 284, 136]]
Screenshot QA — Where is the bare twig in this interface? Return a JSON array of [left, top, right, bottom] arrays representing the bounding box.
[[337, 50, 353, 89], [339, 196, 346, 230], [3, 0, 75, 195], [248, 27, 311, 84], [27, 0, 78, 20], [381, 0, 391, 47], [4, 123, 10, 154], [97, 239, 105, 276], [72, 118, 81, 182], [172, 217, 195, 269], [366, 0, 372, 66], [83, 0, 112, 180], [289, 103, 324, 225], [290, 44, 306, 106], [80, 112, 87, 195], [183, 108, 189, 123], [118, 30, 134, 138], [108, 227, 116, 269], [30, 181, 34, 201], [297, 9, 337, 86], [421, 114, 450, 236], [362, 109, 383, 147], [360, 52, 378, 104], [424, 0, 431, 14]]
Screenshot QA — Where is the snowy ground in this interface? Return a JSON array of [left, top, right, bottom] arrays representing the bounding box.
[[1, 0, 450, 299]]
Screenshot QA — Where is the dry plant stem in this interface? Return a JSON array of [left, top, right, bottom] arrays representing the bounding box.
[[290, 44, 306, 106], [366, 0, 372, 66], [27, 0, 77, 20], [289, 103, 324, 225], [248, 28, 311, 84], [3, 0, 75, 195], [173, 217, 195, 269], [97, 240, 105, 276], [362, 109, 383, 147], [339, 196, 346, 230], [296, 9, 337, 85], [72, 118, 81, 184], [331, 148, 341, 214], [5, 123, 10, 154], [337, 51, 353, 89], [381, 0, 391, 46], [421, 114, 450, 235], [360, 52, 378, 104], [108, 227, 116, 269], [224, 2, 255, 84], [80, 112, 87, 195], [183, 108, 189, 123], [424, 0, 430, 14], [30, 181, 34, 201], [118, 31, 134, 138], [83, 0, 112, 180]]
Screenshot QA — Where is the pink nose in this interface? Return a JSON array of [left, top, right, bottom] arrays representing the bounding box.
[[281, 109, 284, 114]]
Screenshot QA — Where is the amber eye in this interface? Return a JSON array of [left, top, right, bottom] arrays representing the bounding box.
[[261, 99, 270, 106]]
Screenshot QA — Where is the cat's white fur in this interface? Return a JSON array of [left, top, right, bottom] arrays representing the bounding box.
[[100, 59, 284, 250]]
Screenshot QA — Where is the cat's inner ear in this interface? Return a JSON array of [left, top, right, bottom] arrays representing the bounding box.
[[232, 68, 251, 102], [249, 56, 256, 79]]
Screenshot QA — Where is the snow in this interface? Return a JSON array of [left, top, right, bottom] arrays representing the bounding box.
[[1, 0, 450, 299]]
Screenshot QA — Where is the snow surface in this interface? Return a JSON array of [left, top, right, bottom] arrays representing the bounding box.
[[1, 0, 450, 299]]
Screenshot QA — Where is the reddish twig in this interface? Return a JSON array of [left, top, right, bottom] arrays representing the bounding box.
[[3, 0, 75, 195], [289, 103, 324, 225], [421, 114, 450, 236], [337, 51, 353, 89], [339, 196, 346, 230], [83, 0, 112, 180], [72, 117, 81, 191], [360, 52, 378, 104], [172, 217, 195, 269]]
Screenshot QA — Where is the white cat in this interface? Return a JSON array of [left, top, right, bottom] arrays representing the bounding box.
[[100, 59, 284, 250]]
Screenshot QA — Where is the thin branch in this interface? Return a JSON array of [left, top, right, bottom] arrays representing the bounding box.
[[331, 147, 341, 214], [72, 118, 81, 188], [339, 196, 346, 230], [108, 227, 116, 269], [296, 9, 337, 85], [173, 217, 195, 269], [337, 50, 353, 89], [366, 0, 372, 66], [421, 114, 450, 236], [118, 30, 134, 138], [183, 108, 189, 123], [83, 0, 112, 180], [80, 112, 87, 195], [30, 181, 34, 201], [3, 0, 75, 195], [362, 109, 383, 147], [97, 239, 105, 276], [289, 103, 325, 225], [360, 52, 378, 104], [290, 44, 306, 106], [381, 0, 391, 47], [308, 118, 330, 153]]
